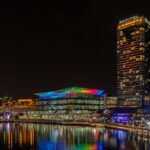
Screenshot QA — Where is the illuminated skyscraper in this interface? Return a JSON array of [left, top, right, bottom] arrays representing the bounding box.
[[117, 16, 150, 107]]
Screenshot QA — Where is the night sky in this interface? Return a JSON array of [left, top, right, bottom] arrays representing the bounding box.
[[0, 0, 149, 98]]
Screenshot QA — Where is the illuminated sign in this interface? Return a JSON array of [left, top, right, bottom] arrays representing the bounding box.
[[119, 16, 139, 24]]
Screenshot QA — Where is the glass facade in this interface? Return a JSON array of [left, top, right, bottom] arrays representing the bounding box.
[[106, 97, 117, 108], [36, 98, 104, 112], [33, 87, 106, 120], [117, 16, 150, 107]]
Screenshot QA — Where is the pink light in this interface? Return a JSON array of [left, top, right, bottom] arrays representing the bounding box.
[[82, 89, 98, 94], [93, 129, 99, 141]]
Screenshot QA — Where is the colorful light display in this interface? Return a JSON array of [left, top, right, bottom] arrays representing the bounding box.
[[111, 113, 130, 123], [35, 87, 105, 100]]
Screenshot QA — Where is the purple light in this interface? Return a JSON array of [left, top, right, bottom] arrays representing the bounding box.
[[112, 113, 130, 123]]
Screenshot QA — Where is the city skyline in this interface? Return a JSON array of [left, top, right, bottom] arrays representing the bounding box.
[[0, 1, 150, 98]]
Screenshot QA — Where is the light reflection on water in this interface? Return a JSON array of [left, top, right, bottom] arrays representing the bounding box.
[[0, 123, 149, 150]]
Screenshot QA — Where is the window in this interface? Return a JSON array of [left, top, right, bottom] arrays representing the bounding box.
[[131, 42, 134, 45], [123, 64, 126, 68], [140, 55, 144, 61], [120, 31, 123, 36], [131, 46, 135, 50], [139, 42, 144, 46], [140, 27, 145, 32], [123, 37, 126, 42], [127, 50, 131, 53], [140, 47, 144, 51]]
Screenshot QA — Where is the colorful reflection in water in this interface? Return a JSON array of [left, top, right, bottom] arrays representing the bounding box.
[[0, 123, 149, 150]]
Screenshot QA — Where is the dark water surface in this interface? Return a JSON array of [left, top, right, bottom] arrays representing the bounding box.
[[0, 123, 149, 150]]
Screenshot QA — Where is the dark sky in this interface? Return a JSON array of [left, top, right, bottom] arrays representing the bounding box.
[[0, 0, 149, 98]]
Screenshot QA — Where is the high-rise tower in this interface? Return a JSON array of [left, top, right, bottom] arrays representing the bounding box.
[[117, 16, 150, 107]]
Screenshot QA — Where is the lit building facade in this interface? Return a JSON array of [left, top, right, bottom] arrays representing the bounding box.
[[16, 99, 35, 109], [117, 16, 150, 107], [2, 98, 35, 110], [33, 87, 106, 121], [106, 97, 117, 108]]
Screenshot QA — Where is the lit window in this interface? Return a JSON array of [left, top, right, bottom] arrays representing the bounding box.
[[140, 76, 143, 80], [140, 55, 144, 61], [120, 31, 123, 36], [123, 51, 126, 54], [140, 47, 144, 51], [139, 42, 144, 46], [123, 64, 126, 68], [123, 37, 126, 42], [131, 32, 135, 35], [120, 40, 123, 45], [140, 27, 145, 31], [131, 46, 135, 50]]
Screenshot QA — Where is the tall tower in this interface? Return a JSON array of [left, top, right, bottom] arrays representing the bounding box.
[[117, 16, 150, 107]]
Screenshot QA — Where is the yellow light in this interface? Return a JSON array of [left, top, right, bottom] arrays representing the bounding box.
[[18, 99, 33, 102]]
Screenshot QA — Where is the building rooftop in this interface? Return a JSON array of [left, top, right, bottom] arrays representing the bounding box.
[[118, 15, 150, 30], [34, 87, 105, 100]]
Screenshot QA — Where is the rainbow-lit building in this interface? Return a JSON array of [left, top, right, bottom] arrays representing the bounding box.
[[33, 87, 106, 120]]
